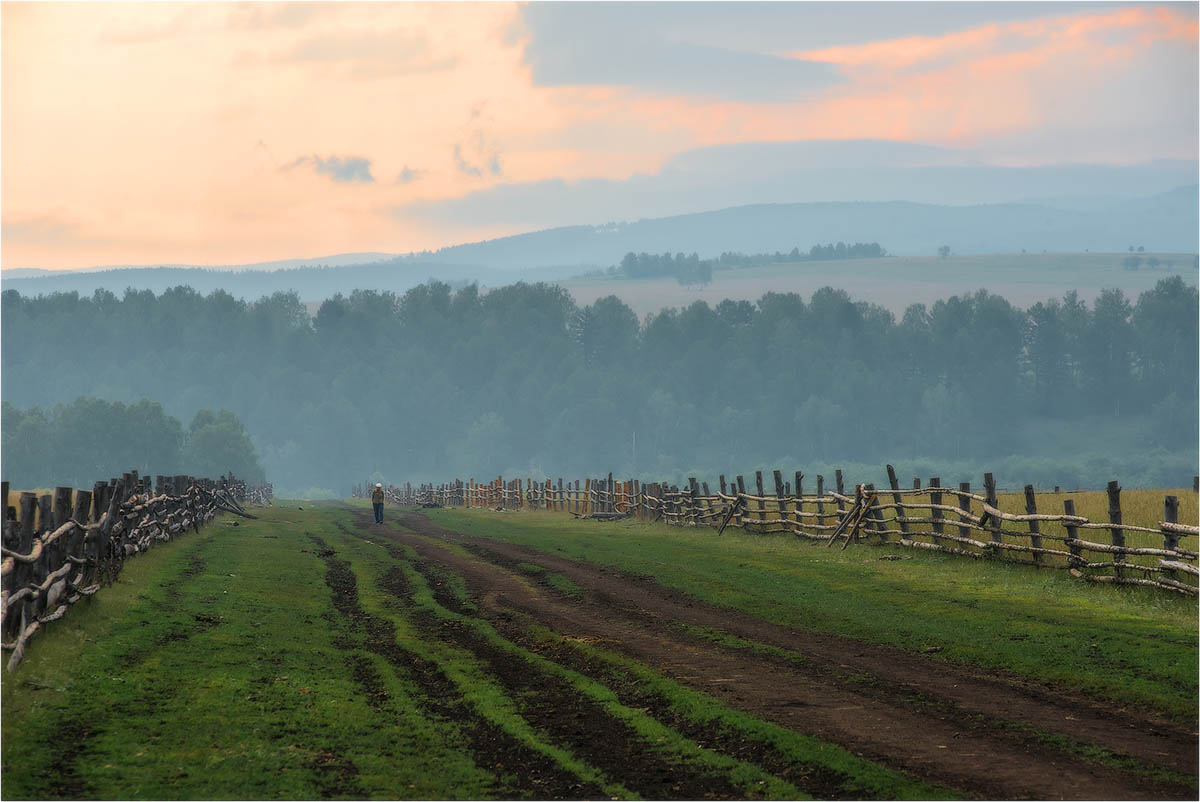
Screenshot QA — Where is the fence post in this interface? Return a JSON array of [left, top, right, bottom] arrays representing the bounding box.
[[983, 474, 1001, 547], [755, 471, 765, 532], [53, 487, 73, 529], [17, 493, 37, 635], [1163, 495, 1180, 552], [1, 482, 9, 550], [834, 470, 846, 532], [689, 478, 700, 525], [816, 475, 825, 536], [929, 477, 943, 547], [793, 471, 803, 534], [863, 483, 883, 541], [71, 489, 91, 560], [1107, 481, 1124, 581], [1023, 485, 1042, 564], [773, 470, 787, 532], [735, 476, 746, 528], [1063, 499, 1081, 568], [957, 482, 972, 544], [886, 465, 908, 541]]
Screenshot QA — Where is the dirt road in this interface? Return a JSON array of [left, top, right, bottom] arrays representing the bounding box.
[[349, 509, 1197, 800]]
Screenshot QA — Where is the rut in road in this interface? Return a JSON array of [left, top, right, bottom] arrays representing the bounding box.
[[351, 509, 1197, 801]]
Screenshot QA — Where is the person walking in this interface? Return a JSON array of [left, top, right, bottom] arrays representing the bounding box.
[[371, 483, 385, 524]]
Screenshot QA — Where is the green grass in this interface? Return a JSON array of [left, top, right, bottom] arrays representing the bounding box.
[[1, 507, 495, 799], [423, 506, 1198, 723], [6, 502, 955, 800]]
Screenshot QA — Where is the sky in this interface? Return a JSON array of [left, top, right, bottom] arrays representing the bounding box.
[[2, 1, 1197, 270]]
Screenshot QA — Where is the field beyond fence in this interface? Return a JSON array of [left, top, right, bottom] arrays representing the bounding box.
[[370, 467, 1200, 596]]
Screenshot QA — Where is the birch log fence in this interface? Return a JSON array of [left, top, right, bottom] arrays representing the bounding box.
[[375, 468, 1199, 596], [1, 471, 273, 670]]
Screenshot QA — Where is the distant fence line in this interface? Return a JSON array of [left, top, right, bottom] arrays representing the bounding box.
[[363, 467, 1199, 597], [1, 471, 274, 670]]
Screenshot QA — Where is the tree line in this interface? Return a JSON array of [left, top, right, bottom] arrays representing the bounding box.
[[1, 275, 1195, 495], [584, 242, 890, 284], [1, 398, 265, 489]]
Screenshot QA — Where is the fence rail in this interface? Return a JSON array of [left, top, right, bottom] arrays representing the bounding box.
[[371, 467, 1198, 596], [1, 471, 273, 670]]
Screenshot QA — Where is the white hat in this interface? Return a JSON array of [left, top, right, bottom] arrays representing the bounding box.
[[376, 483, 382, 487]]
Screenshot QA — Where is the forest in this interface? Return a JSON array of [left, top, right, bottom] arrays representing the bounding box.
[[590, 242, 889, 283], [1, 275, 1195, 496], [1, 398, 264, 488]]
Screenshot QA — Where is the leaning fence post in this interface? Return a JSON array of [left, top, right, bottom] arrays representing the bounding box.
[[1107, 481, 1124, 581], [735, 475, 746, 528], [886, 465, 908, 540]]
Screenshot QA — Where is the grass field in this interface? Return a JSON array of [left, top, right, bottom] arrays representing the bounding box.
[[559, 252, 1196, 316], [2, 500, 1195, 799]]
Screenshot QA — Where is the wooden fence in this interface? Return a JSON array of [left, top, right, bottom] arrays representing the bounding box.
[[383, 468, 1198, 596], [1, 470, 271, 670]]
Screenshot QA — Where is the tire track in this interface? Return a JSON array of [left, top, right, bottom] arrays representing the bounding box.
[[310, 534, 603, 800], [375, 559, 749, 800], [359, 509, 1195, 800]]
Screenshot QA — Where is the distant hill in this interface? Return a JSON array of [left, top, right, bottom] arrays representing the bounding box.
[[422, 186, 1199, 268], [3, 186, 1195, 300]]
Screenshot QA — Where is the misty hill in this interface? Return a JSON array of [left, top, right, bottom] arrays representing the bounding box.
[[3, 187, 1195, 300], [423, 186, 1199, 268]]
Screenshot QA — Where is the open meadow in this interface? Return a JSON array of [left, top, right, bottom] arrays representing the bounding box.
[[558, 252, 1196, 316], [2, 499, 1195, 800]]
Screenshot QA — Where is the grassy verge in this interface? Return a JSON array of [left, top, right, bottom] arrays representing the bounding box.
[[422, 506, 1198, 723]]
